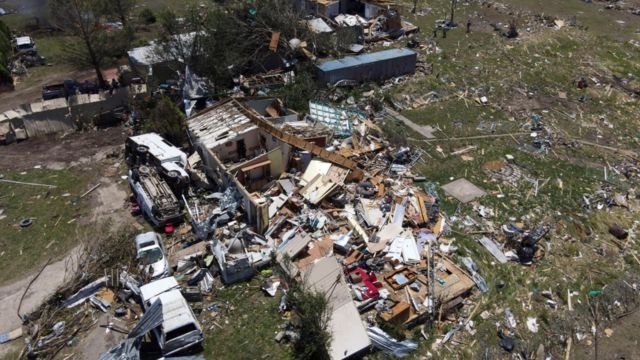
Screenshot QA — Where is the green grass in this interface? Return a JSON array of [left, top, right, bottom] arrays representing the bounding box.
[[0, 168, 95, 285], [374, 1, 640, 357], [201, 277, 293, 360]]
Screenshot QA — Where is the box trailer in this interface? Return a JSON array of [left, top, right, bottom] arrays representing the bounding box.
[[316, 48, 416, 86]]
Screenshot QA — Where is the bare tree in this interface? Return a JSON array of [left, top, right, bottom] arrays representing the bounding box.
[[105, 0, 136, 27], [49, 0, 108, 87], [154, 6, 207, 73]]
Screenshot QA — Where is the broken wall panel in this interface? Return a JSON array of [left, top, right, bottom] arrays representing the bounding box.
[[308, 101, 366, 137]]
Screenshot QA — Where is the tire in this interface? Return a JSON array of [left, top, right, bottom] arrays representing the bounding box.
[[136, 145, 149, 155], [167, 170, 179, 179], [138, 165, 150, 175], [19, 218, 33, 228]]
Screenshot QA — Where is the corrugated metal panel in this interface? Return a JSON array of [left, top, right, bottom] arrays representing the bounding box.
[[23, 113, 75, 137], [304, 256, 371, 359], [98, 299, 164, 360], [129, 299, 164, 339]]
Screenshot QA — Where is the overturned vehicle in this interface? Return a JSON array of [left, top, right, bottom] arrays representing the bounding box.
[[126, 133, 189, 227]]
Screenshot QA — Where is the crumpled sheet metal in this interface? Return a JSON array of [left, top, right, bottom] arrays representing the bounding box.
[[62, 276, 109, 308], [367, 326, 418, 358], [98, 299, 164, 360]]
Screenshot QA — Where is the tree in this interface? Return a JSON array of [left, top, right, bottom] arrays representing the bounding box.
[[154, 0, 310, 88], [278, 255, 332, 360], [49, 0, 110, 87], [99, 0, 136, 27], [154, 6, 207, 75], [144, 96, 187, 146], [275, 65, 319, 112], [0, 20, 13, 89], [138, 8, 156, 25]]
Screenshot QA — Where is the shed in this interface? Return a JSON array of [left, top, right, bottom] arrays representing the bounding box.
[[316, 48, 416, 85]]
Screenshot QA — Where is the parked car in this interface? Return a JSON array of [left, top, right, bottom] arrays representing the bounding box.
[[78, 80, 99, 94], [42, 79, 78, 100], [135, 232, 171, 279]]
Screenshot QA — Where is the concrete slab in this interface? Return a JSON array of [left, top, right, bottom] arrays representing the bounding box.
[[441, 178, 486, 203]]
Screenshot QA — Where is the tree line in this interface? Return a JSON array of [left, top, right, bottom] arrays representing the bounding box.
[[0, 19, 12, 90]]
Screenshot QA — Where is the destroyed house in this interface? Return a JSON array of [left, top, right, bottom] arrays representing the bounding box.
[[127, 32, 197, 84], [296, 0, 398, 19], [187, 97, 365, 234], [316, 48, 416, 86], [296, 0, 358, 18]]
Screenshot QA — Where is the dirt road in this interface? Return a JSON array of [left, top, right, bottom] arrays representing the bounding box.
[[0, 247, 80, 356], [0, 161, 131, 356]]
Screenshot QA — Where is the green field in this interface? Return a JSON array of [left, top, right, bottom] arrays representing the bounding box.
[[0, 168, 96, 285]]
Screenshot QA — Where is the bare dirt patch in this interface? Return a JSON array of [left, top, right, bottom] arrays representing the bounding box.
[[574, 309, 640, 359], [0, 127, 127, 171]]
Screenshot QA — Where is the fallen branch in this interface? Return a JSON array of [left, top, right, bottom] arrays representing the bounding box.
[[574, 139, 637, 159], [0, 179, 57, 188], [80, 183, 101, 199], [17, 258, 53, 320]]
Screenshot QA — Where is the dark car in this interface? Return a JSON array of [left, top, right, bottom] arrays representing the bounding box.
[[78, 80, 99, 94], [42, 79, 78, 100]]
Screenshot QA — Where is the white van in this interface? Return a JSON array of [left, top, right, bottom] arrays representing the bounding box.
[[139, 277, 204, 355]]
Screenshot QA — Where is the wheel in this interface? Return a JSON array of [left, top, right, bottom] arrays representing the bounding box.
[[136, 145, 149, 154], [138, 165, 150, 175], [19, 218, 33, 228], [167, 170, 179, 179]]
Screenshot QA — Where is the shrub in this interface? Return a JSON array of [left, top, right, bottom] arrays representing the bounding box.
[[139, 8, 156, 25]]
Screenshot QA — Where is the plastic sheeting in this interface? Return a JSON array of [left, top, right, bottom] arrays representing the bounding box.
[[367, 326, 418, 358], [183, 65, 210, 117]]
